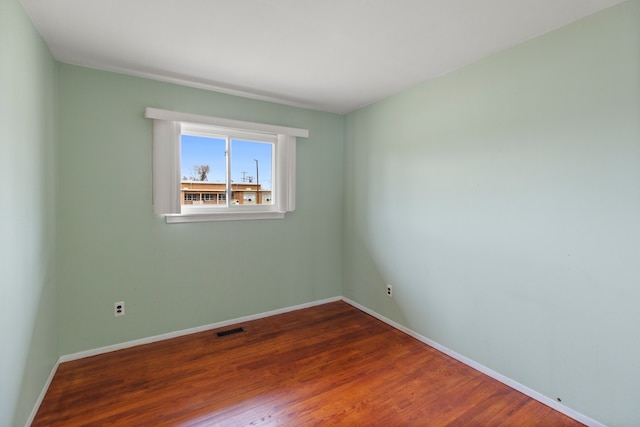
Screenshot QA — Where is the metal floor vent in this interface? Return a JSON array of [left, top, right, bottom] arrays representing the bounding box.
[[216, 327, 245, 337]]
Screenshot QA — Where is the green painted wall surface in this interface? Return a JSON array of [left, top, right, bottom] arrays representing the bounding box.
[[0, 0, 58, 425], [57, 65, 344, 355], [4, 0, 639, 424], [343, 1, 640, 426]]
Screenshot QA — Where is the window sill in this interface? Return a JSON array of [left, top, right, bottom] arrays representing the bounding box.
[[164, 211, 286, 223]]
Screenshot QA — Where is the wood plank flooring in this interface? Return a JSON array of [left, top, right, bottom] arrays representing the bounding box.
[[33, 301, 584, 426]]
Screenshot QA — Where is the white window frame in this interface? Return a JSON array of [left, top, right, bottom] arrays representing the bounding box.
[[146, 108, 308, 223], [180, 123, 276, 214]]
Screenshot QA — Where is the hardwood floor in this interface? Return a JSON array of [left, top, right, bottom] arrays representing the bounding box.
[[33, 301, 583, 426]]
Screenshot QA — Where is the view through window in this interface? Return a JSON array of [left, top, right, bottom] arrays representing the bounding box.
[[180, 134, 274, 208]]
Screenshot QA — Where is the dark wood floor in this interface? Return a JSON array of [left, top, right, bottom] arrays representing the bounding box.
[[33, 301, 583, 426]]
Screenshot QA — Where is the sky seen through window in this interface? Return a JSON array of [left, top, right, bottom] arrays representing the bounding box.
[[181, 135, 273, 190]]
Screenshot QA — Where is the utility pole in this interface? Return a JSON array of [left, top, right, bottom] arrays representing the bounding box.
[[253, 159, 260, 204]]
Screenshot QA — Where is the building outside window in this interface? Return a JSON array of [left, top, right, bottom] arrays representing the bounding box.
[[180, 182, 269, 206], [184, 193, 199, 202]]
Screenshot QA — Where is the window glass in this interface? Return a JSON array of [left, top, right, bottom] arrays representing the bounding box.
[[231, 139, 273, 205], [181, 135, 226, 183], [180, 134, 274, 208]]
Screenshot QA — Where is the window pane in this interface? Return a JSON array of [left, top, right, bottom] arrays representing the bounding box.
[[181, 135, 226, 182], [181, 135, 227, 206], [230, 139, 273, 205]]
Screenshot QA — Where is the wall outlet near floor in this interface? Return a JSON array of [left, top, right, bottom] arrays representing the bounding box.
[[114, 301, 125, 317], [386, 284, 392, 297]]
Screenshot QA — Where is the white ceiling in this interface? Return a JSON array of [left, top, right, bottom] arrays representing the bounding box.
[[20, 0, 625, 114]]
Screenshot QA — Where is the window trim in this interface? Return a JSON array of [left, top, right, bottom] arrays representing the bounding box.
[[145, 108, 308, 223]]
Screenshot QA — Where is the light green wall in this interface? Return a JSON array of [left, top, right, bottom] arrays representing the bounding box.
[[343, 1, 640, 426], [0, 0, 58, 425], [57, 64, 344, 354], [4, 0, 638, 425]]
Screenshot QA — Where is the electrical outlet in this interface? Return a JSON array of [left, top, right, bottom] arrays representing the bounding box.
[[386, 284, 392, 297], [114, 301, 125, 317]]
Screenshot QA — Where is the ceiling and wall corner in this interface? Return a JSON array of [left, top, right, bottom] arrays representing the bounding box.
[[19, 0, 626, 114]]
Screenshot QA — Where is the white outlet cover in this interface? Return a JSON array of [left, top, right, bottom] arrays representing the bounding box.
[[114, 301, 125, 316]]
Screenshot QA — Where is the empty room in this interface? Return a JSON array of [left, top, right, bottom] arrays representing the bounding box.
[[2, 0, 639, 426]]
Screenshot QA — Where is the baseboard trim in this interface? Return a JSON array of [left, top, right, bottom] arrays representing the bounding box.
[[59, 296, 341, 363], [25, 359, 60, 427], [30, 297, 339, 425], [340, 297, 606, 427], [37, 295, 604, 427]]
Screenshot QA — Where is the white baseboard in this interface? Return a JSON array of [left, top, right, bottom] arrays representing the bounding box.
[[31, 295, 604, 427], [340, 297, 606, 427], [25, 359, 60, 427], [29, 297, 341, 425], [59, 296, 341, 363]]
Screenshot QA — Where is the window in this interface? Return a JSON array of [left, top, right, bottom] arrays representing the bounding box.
[[146, 108, 308, 223], [180, 131, 274, 209]]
